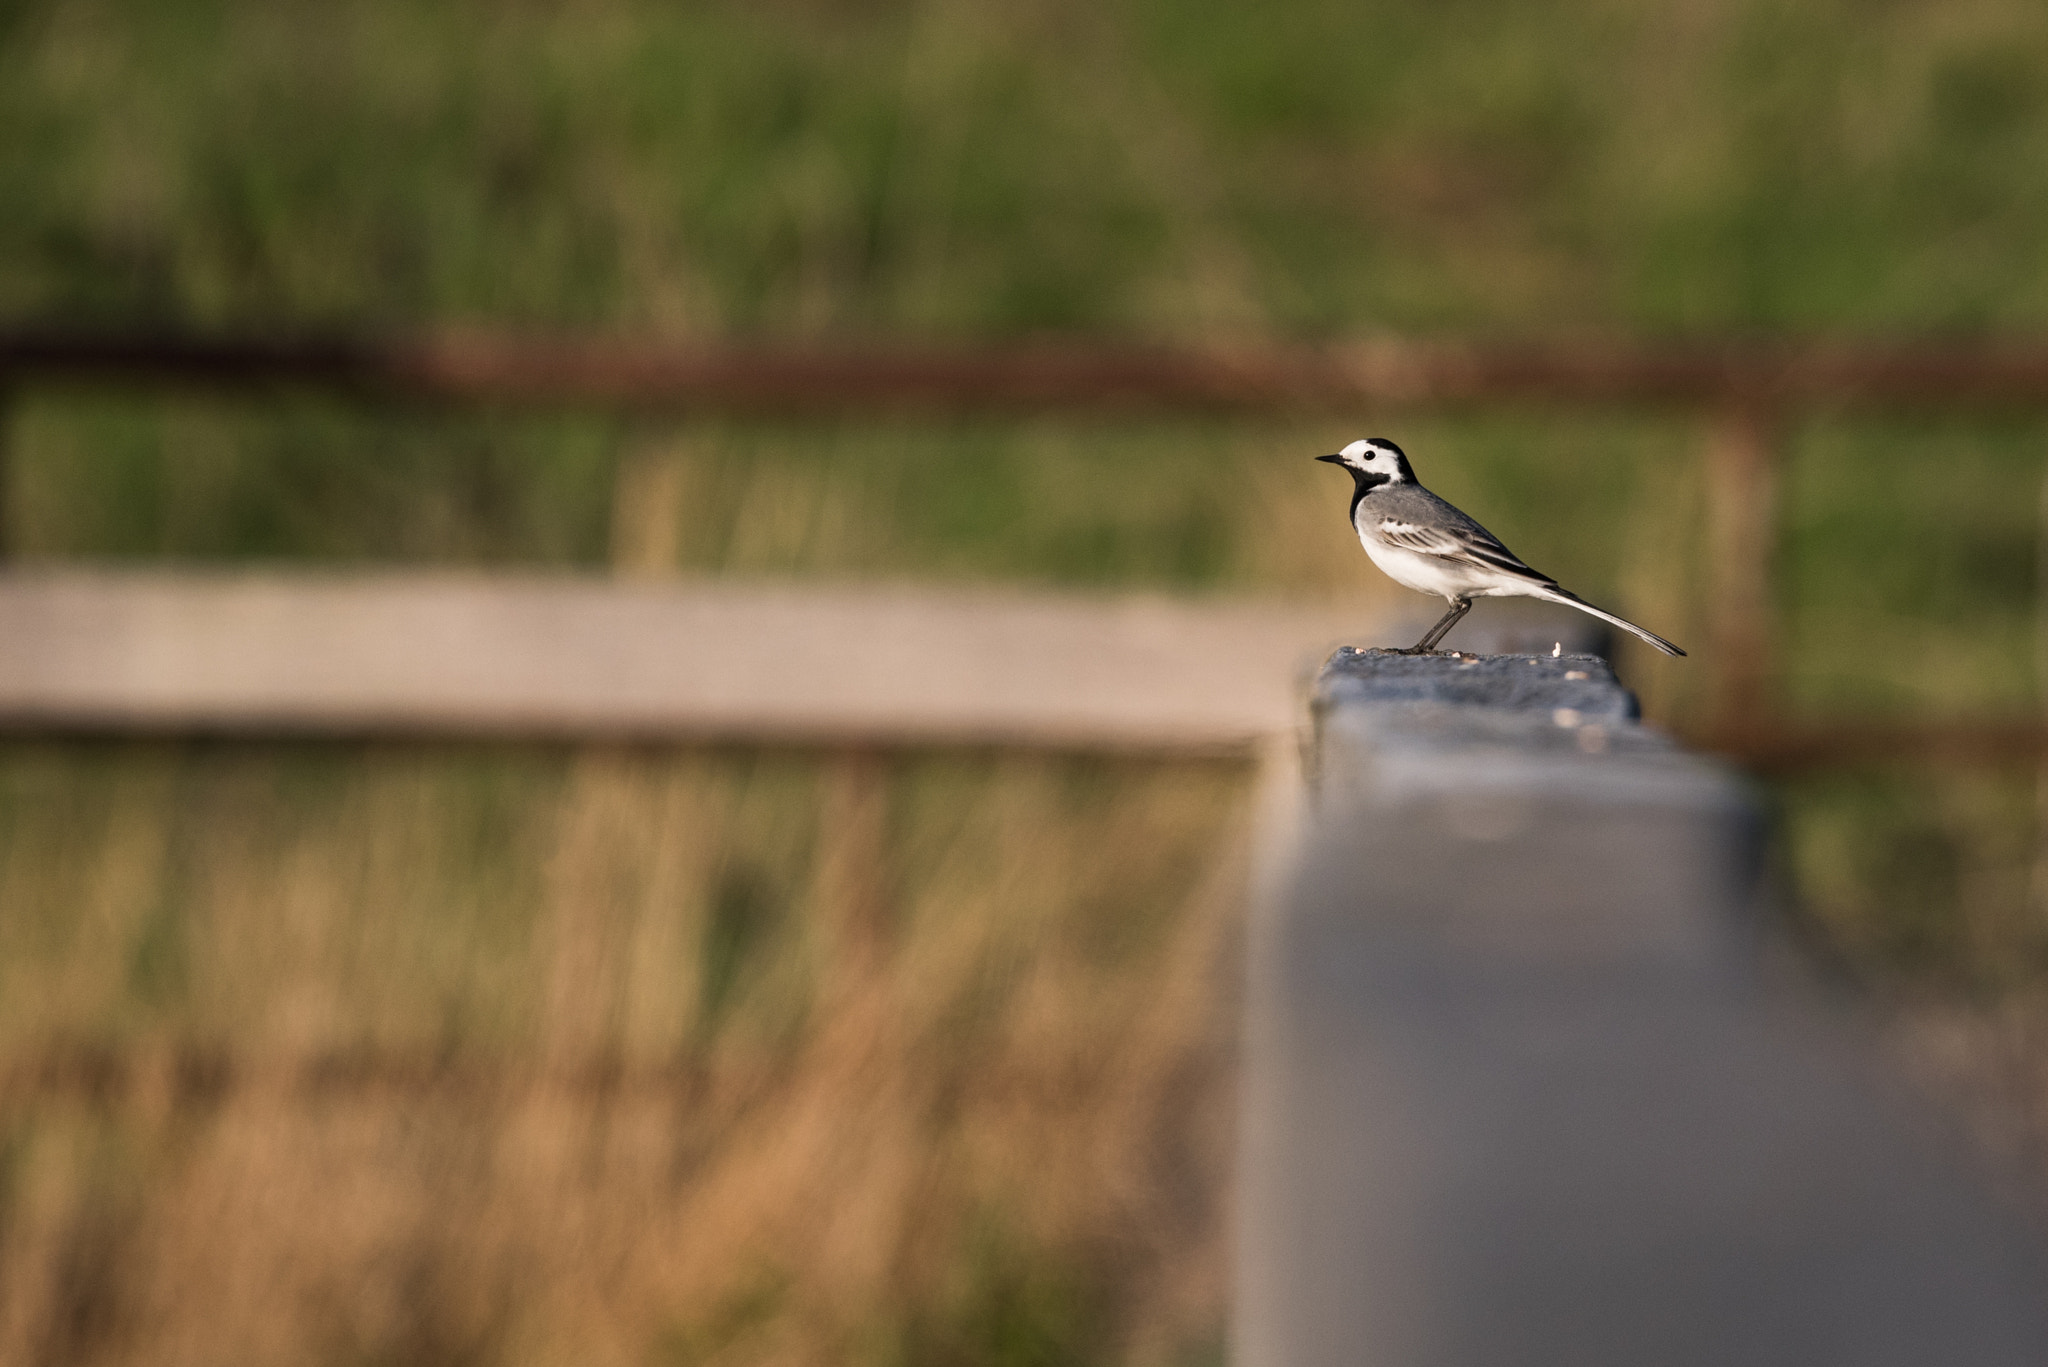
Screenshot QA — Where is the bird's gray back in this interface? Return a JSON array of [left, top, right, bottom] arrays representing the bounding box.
[[1360, 483, 1492, 538], [1358, 482, 1553, 583]]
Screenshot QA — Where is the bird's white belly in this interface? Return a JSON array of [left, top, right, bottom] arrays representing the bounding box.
[[1357, 529, 1496, 599]]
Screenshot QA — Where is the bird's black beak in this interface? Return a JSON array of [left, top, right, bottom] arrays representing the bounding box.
[[1315, 453, 1344, 464]]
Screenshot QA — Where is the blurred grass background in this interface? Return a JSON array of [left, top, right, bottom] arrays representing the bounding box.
[[5, 0, 2048, 1362]]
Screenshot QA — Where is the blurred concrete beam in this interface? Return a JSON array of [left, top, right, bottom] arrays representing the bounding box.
[[0, 570, 1589, 752], [1238, 649, 2048, 1367]]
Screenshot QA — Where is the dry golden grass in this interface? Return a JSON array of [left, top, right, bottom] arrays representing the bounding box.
[[0, 746, 1249, 1367]]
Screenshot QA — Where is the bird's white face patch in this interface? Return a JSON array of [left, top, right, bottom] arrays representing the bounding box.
[[1337, 439, 1409, 481]]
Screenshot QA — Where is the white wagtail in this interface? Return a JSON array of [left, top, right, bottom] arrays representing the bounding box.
[[1316, 438, 1685, 656]]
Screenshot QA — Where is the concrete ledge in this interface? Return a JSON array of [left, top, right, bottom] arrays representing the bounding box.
[[1317, 647, 1640, 719], [1238, 651, 2048, 1367]]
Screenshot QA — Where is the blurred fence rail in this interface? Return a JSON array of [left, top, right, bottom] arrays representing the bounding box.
[[0, 567, 2029, 767], [6, 328, 2048, 765], [0, 568, 1384, 754], [0, 1039, 739, 1108], [16, 329, 2048, 410]]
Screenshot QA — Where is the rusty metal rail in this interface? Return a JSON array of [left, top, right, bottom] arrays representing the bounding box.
[[0, 1038, 723, 1107], [9, 329, 2048, 411], [5, 327, 2048, 767], [1700, 720, 2048, 773]]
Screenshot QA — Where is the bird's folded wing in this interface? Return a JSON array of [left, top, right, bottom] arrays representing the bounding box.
[[1375, 519, 1553, 584]]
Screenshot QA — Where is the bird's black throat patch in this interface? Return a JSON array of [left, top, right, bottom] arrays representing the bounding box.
[[1347, 470, 1394, 522]]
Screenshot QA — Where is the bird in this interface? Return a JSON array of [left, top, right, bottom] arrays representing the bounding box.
[[1315, 437, 1685, 657]]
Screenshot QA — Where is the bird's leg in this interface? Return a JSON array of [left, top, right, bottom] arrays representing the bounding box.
[[1399, 597, 1471, 654]]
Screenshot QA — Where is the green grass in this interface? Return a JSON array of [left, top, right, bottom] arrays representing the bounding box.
[[10, 0, 2048, 335]]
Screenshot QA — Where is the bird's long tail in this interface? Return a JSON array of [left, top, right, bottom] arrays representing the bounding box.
[[1535, 587, 1686, 657]]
